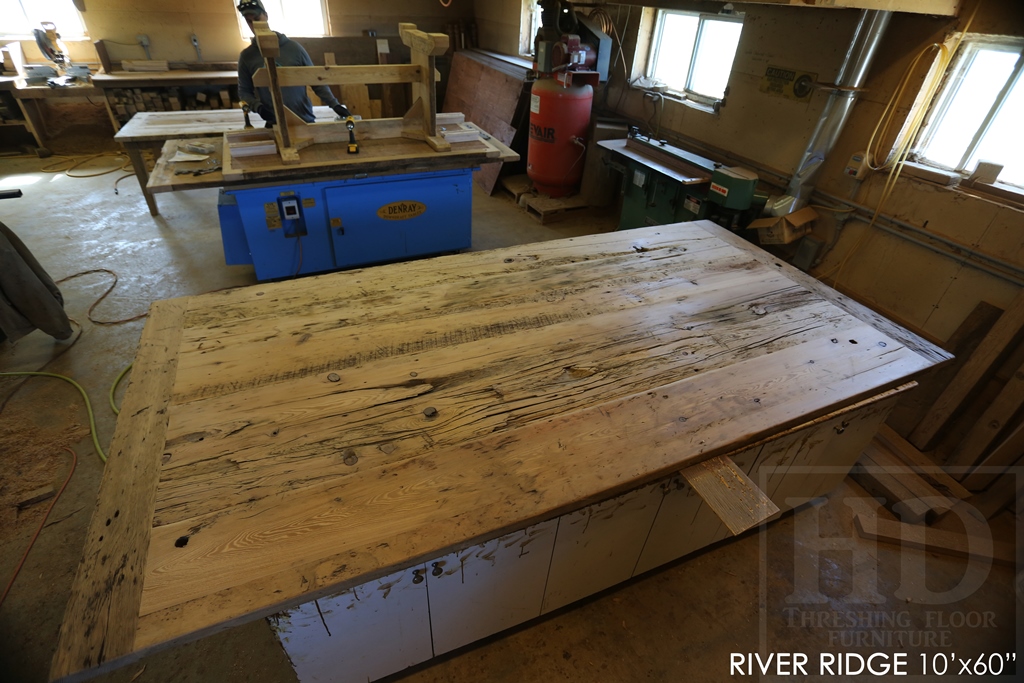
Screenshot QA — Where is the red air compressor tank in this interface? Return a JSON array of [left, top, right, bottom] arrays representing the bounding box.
[[527, 77, 593, 198]]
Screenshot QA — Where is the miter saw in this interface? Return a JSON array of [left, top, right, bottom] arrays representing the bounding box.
[[31, 22, 90, 87]]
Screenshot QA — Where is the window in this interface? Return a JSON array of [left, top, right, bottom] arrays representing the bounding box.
[[520, 1, 542, 57], [235, 0, 329, 39], [646, 10, 743, 103], [914, 35, 1024, 189], [0, 0, 87, 39]]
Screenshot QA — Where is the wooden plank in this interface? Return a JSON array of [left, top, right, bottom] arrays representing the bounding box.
[[864, 444, 956, 514], [50, 299, 187, 681], [51, 222, 948, 682], [94, 40, 112, 74], [16, 485, 55, 509], [340, 84, 372, 120], [966, 471, 1022, 520], [886, 301, 1003, 436], [377, 39, 401, 118], [114, 108, 338, 143], [875, 425, 972, 500], [853, 512, 1014, 566], [849, 445, 941, 524], [252, 64, 422, 88], [961, 421, 1024, 491], [679, 454, 780, 535], [687, 0, 959, 14], [910, 289, 1024, 450], [946, 355, 1024, 473]]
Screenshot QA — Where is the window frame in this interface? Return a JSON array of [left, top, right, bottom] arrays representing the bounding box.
[[0, 0, 88, 41], [645, 9, 743, 106], [234, 0, 331, 39], [912, 34, 1024, 185], [519, 0, 541, 58]]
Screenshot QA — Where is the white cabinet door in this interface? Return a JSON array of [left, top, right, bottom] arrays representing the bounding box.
[[427, 519, 558, 655], [634, 445, 760, 576], [542, 483, 663, 614], [752, 396, 897, 516], [272, 565, 433, 683]]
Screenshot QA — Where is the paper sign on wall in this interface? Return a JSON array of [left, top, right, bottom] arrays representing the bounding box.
[[759, 66, 816, 102]]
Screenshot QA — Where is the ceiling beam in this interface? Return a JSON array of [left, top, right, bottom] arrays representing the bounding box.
[[605, 0, 960, 18]]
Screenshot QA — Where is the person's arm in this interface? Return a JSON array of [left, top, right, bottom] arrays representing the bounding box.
[[238, 48, 276, 124], [237, 50, 258, 107]]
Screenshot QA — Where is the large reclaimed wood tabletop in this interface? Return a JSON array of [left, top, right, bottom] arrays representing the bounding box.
[[51, 222, 949, 682]]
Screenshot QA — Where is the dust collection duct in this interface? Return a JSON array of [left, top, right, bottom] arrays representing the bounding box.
[[785, 10, 892, 207]]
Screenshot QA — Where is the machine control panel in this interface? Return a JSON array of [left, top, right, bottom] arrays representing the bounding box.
[[274, 193, 308, 238]]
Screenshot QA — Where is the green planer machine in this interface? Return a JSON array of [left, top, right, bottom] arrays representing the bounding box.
[[601, 127, 767, 232]]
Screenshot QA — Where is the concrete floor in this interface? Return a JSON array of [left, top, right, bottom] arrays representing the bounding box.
[[0, 126, 1018, 683]]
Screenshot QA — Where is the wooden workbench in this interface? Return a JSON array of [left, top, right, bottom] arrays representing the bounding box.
[[144, 117, 517, 195], [50, 222, 949, 682], [0, 76, 103, 149], [113, 107, 337, 215]]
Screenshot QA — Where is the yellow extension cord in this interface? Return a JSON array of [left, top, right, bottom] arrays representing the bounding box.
[[0, 360, 133, 465]]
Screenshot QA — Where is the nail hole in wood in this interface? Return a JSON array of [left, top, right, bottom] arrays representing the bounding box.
[[175, 536, 189, 548]]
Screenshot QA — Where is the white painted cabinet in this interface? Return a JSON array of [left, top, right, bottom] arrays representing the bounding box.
[[273, 565, 433, 683], [542, 483, 663, 614], [272, 395, 901, 683], [427, 519, 558, 655], [754, 395, 897, 516]]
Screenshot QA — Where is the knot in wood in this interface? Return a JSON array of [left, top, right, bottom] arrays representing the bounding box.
[[341, 449, 358, 466]]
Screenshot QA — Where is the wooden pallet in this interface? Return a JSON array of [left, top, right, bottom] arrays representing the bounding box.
[[500, 173, 533, 204], [523, 193, 592, 224]]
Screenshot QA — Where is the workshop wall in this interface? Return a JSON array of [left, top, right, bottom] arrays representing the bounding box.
[[11, 0, 475, 66], [810, 0, 1024, 341], [473, 1, 525, 57], [479, 0, 1022, 344]]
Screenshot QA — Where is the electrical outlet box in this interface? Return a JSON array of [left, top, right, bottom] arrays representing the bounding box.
[[844, 151, 870, 179]]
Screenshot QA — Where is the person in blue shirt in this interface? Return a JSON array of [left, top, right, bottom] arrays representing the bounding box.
[[236, 0, 350, 125]]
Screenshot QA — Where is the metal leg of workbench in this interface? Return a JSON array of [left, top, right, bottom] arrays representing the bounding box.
[[123, 143, 160, 216]]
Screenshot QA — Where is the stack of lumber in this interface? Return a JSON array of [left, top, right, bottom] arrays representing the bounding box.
[[851, 426, 969, 524], [850, 425, 1017, 565], [859, 289, 1024, 542], [442, 49, 531, 194], [105, 87, 240, 126]]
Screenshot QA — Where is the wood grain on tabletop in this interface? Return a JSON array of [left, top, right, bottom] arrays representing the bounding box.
[[51, 221, 948, 682]]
